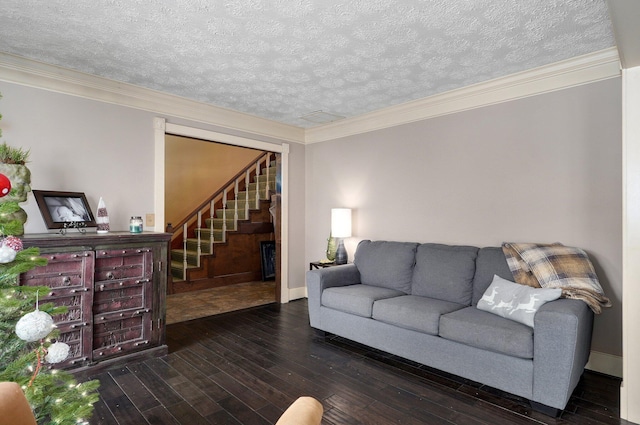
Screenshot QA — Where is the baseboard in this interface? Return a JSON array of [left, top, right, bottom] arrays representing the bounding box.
[[287, 286, 307, 302], [586, 350, 622, 378]]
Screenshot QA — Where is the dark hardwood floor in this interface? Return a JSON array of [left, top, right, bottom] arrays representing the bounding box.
[[87, 299, 629, 425]]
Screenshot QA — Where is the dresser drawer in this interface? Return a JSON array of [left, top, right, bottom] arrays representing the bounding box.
[[95, 248, 152, 281], [92, 310, 151, 359], [93, 284, 147, 314], [21, 251, 93, 289]]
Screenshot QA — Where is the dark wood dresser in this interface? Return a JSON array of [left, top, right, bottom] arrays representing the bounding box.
[[19, 231, 171, 375]]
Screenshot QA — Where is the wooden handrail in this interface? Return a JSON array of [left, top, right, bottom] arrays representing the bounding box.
[[166, 151, 267, 234]]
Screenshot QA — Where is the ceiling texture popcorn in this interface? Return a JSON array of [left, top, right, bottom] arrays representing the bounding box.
[[0, 0, 614, 127]]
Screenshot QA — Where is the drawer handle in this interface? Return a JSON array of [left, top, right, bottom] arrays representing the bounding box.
[[62, 276, 71, 284], [70, 288, 89, 293], [106, 272, 114, 279], [135, 279, 150, 284], [99, 284, 105, 291]]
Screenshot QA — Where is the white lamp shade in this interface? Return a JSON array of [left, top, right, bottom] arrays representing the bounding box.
[[331, 208, 352, 238]]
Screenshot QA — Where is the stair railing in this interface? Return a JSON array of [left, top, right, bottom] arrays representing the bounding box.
[[168, 151, 275, 281]]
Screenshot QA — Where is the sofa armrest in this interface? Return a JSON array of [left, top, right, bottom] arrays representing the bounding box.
[[306, 264, 360, 328], [533, 298, 594, 409]]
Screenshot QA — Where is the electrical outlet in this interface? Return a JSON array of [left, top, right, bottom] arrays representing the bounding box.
[[145, 213, 155, 228]]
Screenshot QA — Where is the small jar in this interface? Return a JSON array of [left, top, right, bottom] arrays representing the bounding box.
[[129, 216, 143, 234]]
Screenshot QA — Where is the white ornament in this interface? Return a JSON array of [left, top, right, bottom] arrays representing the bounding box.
[[0, 244, 16, 263], [15, 310, 54, 342], [45, 342, 70, 364]]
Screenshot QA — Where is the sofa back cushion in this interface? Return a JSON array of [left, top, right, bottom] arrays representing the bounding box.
[[354, 240, 418, 293], [472, 247, 514, 305], [410, 243, 479, 305]]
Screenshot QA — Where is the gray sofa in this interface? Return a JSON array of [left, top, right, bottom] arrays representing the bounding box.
[[306, 240, 594, 415]]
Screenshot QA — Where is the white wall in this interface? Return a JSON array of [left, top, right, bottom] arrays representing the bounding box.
[[306, 78, 622, 360], [0, 80, 308, 293]]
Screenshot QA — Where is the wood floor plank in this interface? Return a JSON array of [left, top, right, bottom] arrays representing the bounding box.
[[126, 361, 184, 407], [216, 395, 271, 425], [88, 299, 624, 425], [109, 367, 161, 412], [208, 369, 271, 412], [161, 354, 230, 401], [141, 405, 181, 425], [165, 401, 211, 425]]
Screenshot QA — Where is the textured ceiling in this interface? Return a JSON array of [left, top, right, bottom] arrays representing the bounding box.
[[0, 0, 615, 128]]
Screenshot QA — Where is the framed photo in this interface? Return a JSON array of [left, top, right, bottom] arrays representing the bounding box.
[[32, 190, 97, 229], [260, 240, 276, 281]]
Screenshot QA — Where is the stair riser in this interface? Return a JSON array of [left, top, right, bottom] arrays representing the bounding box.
[[171, 250, 199, 266], [202, 218, 236, 230], [196, 228, 224, 241], [215, 209, 248, 220], [256, 173, 276, 182], [186, 239, 214, 254]]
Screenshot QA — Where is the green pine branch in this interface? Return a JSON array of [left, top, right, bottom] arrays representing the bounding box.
[[0, 242, 100, 424]]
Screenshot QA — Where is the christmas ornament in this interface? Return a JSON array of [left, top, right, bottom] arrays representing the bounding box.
[[4, 234, 23, 251], [96, 196, 110, 234], [0, 235, 23, 263], [0, 244, 16, 263], [0, 172, 11, 196], [15, 309, 54, 342], [45, 341, 70, 364]]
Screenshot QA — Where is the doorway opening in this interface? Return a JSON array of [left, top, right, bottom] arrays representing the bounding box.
[[153, 119, 289, 323]]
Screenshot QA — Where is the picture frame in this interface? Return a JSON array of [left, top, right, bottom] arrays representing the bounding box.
[[32, 190, 97, 230], [260, 240, 276, 281]]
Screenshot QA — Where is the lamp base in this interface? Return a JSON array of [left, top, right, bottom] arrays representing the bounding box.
[[335, 239, 348, 265]]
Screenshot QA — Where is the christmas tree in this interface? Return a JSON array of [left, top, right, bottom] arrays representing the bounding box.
[[0, 93, 99, 424]]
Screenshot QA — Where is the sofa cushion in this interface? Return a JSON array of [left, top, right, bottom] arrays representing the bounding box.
[[477, 275, 562, 328], [472, 247, 514, 305], [322, 284, 405, 318], [439, 306, 534, 359], [354, 240, 418, 293], [410, 243, 479, 305], [372, 295, 466, 335]]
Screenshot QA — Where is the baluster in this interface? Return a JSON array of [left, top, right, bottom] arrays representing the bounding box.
[[209, 199, 215, 252], [255, 160, 261, 209], [196, 210, 202, 267], [182, 223, 188, 281], [234, 178, 239, 229], [222, 189, 227, 243], [245, 170, 250, 220], [265, 153, 270, 200]]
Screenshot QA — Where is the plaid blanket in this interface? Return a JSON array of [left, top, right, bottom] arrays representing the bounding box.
[[502, 242, 611, 314]]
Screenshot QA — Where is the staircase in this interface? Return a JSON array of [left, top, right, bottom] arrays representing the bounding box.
[[168, 152, 277, 294]]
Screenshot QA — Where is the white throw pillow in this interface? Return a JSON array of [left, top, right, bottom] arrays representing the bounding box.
[[477, 275, 562, 328]]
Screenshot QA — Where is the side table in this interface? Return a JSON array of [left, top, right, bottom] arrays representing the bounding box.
[[309, 261, 337, 270]]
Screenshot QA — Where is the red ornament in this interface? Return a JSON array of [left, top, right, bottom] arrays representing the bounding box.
[[4, 235, 23, 252], [0, 173, 10, 197]]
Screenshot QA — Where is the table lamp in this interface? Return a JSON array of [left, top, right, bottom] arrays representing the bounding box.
[[331, 208, 352, 265]]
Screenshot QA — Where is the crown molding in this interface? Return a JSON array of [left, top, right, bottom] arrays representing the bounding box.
[[0, 52, 305, 144], [305, 47, 621, 144], [0, 48, 621, 146]]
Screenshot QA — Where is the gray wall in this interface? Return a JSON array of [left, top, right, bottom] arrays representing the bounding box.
[[305, 78, 622, 357], [0, 80, 308, 295]]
